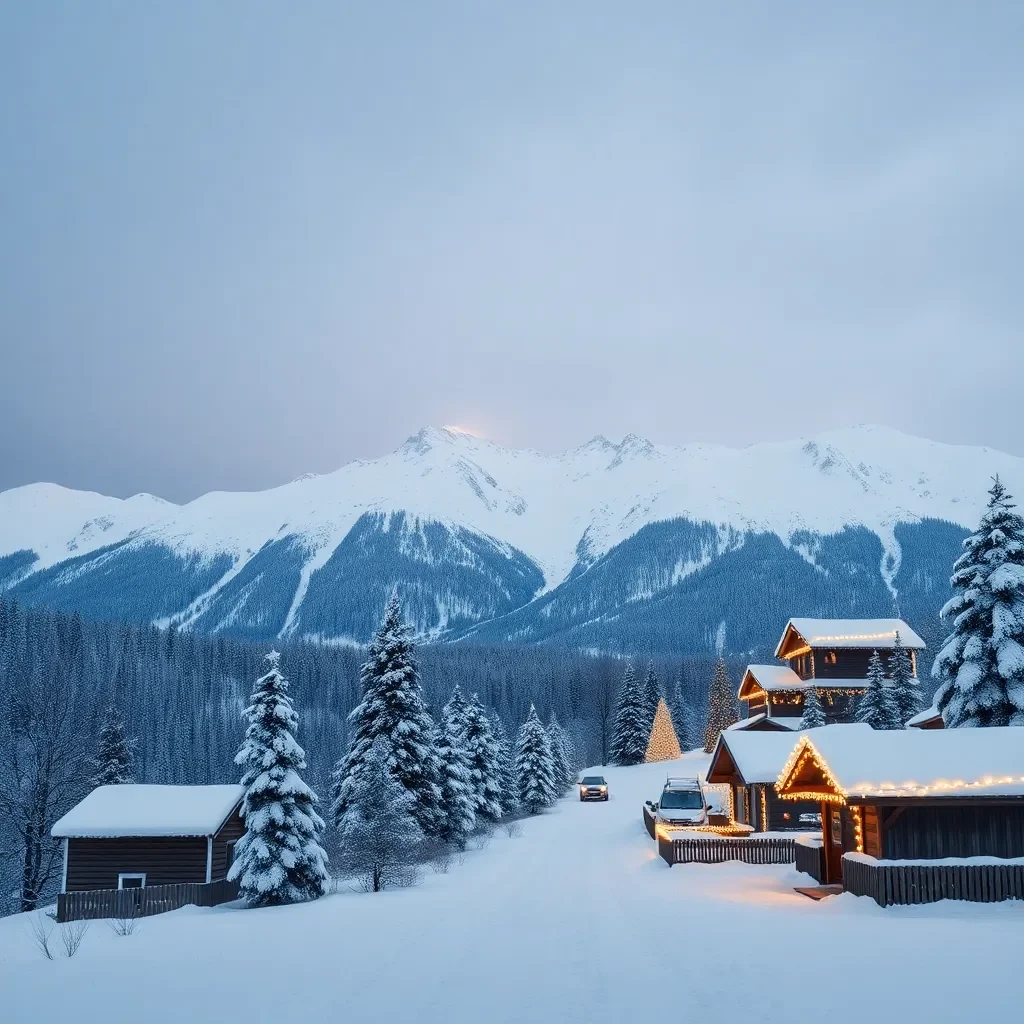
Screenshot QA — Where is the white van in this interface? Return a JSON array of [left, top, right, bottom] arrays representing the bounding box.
[[653, 776, 710, 829]]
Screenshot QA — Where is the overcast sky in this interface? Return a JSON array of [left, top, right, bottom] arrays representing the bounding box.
[[2, 3, 1022, 501]]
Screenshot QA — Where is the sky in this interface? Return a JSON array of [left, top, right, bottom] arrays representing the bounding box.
[[1, 2, 1023, 502]]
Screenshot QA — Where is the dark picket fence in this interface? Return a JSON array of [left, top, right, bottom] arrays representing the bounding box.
[[795, 839, 826, 883], [842, 855, 1024, 907], [57, 879, 239, 923], [658, 835, 796, 866]]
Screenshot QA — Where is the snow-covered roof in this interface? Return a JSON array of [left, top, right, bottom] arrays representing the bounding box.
[[906, 705, 942, 728], [738, 665, 870, 699], [52, 785, 244, 838], [708, 729, 818, 785], [727, 713, 801, 733], [776, 724, 1024, 800], [775, 618, 926, 657]]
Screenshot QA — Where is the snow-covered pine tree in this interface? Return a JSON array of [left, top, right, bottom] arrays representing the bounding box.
[[703, 657, 738, 753], [230, 651, 329, 906], [643, 662, 662, 733], [462, 694, 503, 823], [90, 706, 136, 786], [857, 649, 902, 730], [888, 632, 923, 725], [933, 478, 1024, 727], [546, 712, 572, 793], [515, 705, 557, 814], [799, 685, 826, 729], [611, 662, 647, 765], [337, 735, 424, 892], [490, 712, 519, 816], [669, 675, 698, 751], [644, 698, 682, 762], [443, 685, 470, 740], [434, 706, 476, 849], [331, 594, 443, 837]]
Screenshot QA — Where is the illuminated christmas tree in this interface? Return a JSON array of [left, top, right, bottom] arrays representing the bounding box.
[[703, 657, 738, 753], [644, 698, 682, 762]]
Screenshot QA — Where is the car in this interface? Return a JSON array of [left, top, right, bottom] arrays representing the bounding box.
[[579, 775, 609, 801], [652, 776, 711, 829]]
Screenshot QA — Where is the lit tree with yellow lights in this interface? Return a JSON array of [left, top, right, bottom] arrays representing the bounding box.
[[703, 657, 738, 753], [644, 698, 682, 762]]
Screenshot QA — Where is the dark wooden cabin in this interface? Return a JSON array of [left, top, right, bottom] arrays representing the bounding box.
[[776, 725, 1024, 887], [906, 705, 943, 729], [706, 729, 820, 831], [53, 784, 245, 894], [737, 618, 927, 728]]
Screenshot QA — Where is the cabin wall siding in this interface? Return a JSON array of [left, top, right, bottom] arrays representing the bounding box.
[[66, 838, 209, 892], [881, 804, 1024, 860], [210, 809, 245, 881]]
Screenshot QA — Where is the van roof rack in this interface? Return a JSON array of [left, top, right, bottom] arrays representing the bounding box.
[[664, 776, 701, 789]]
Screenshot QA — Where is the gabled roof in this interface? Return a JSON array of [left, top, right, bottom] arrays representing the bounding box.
[[906, 705, 942, 728], [707, 728, 816, 785], [52, 784, 244, 838], [738, 665, 869, 700], [776, 725, 1024, 801], [727, 713, 801, 733], [775, 618, 926, 658]]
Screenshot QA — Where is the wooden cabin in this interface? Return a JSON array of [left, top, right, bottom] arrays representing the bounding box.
[[737, 618, 927, 728], [906, 705, 943, 729], [52, 784, 244, 895], [706, 728, 819, 831], [776, 725, 1024, 888]]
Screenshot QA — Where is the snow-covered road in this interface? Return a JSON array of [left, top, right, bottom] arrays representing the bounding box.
[[2, 753, 1021, 1023]]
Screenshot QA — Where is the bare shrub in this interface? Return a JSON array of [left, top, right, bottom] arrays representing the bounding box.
[[472, 827, 493, 851], [60, 920, 88, 957], [503, 820, 523, 838], [30, 914, 54, 960], [431, 852, 453, 874], [109, 911, 140, 937]]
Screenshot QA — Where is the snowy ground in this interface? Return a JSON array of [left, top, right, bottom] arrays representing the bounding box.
[[2, 752, 1021, 1023]]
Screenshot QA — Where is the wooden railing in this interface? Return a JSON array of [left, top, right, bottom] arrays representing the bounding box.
[[57, 879, 239, 923], [842, 855, 1024, 907], [795, 838, 826, 883], [642, 804, 657, 839], [659, 836, 796, 867]]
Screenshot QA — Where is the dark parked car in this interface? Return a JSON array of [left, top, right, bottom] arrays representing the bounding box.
[[579, 776, 608, 801]]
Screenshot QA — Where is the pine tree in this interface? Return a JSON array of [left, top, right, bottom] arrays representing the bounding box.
[[546, 712, 572, 793], [462, 694, 503, 822], [490, 712, 519, 816], [669, 675, 698, 751], [857, 649, 902, 730], [90, 706, 136, 786], [337, 736, 423, 892], [611, 663, 648, 765], [933, 479, 1024, 727], [230, 651, 329, 906], [703, 657, 738, 753], [799, 685, 826, 729], [434, 702, 476, 849], [643, 662, 661, 733], [888, 632, 923, 725], [515, 705, 557, 814], [645, 698, 683, 761], [331, 595, 443, 837]]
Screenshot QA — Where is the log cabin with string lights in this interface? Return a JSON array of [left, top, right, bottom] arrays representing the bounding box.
[[775, 724, 1024, 902], [736, 618, 927, 731]]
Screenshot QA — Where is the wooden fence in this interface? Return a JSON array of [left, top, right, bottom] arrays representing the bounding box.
[[57, 879, 239, 923], [795, 839, 826, 883], [842, 855, 1024, 907], [643, 804, 657, 839], [658, 835, 796, 867]]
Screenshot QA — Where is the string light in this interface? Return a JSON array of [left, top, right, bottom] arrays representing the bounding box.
[[759, 786, 768, 833], [851, 805, 864, 853]]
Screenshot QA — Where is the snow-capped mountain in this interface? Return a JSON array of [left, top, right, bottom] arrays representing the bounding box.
[[1, 425, 1018, 657]]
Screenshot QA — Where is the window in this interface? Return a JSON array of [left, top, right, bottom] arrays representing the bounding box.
[[118, 873, 146, 889], [225, 841, 237, 871], [823, 651, 837, 666]]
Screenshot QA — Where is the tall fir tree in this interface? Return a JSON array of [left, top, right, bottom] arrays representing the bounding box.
[[90, 706, 136, 786], [490, 712, 519, 816], [331, 595, 443, 837], [933, 477, 1024, 727], [230, 651, 329, 906], [611, 662, 648, 765], [857, 649, 902, 730], [462, 694, 503, 822], [515, 705, 557, 814], [888, 632, 923, 725], [434, 701, 476, 849], [546, 712, 572, 793], [668, 675, 698, 752], [703, 657, 738, 753], [644, 698, 683, 762], [642, 662, 662, 733], [336, 736, 423, 892], [799, 685, 826, 729]]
